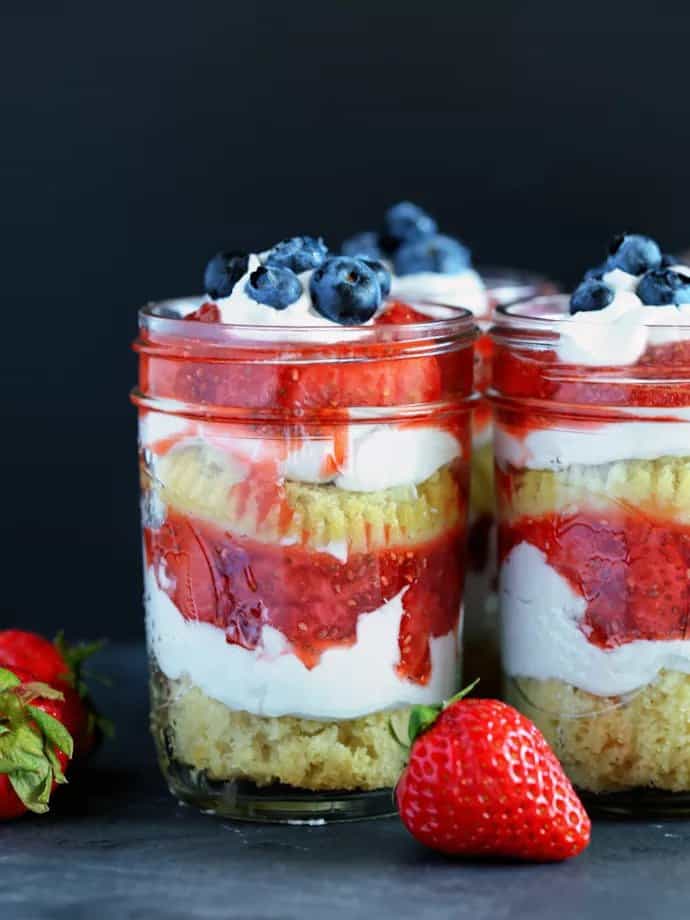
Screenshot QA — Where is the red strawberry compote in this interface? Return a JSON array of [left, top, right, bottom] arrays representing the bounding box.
[[132, 238, 476, 822], [491, 236, 690, 811]]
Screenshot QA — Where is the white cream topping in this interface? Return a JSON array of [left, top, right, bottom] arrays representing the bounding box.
[[212, 255, 355, 327], [500, 542, 690, 697], [558, 265, 690, 366], [495, 418, 690, 470], [140, 411, 461, 493], [391, 267, 488, 316], [145, 567, 459, 719]]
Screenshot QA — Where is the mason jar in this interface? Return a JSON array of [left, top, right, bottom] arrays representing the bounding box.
[[491, 293, 690, 815], [132, 299, 476, 822]]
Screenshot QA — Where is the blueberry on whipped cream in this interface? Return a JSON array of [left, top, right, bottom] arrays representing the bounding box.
[[310, 256, 382, 325], [203, 251, 250, 299], [264, 235, 328, 273], [394, 234, 471, 276], [637, 268, 690, 306], [382, 201, 438, 249], [608, 233, 662, 275], [245, 264, 302, 310], [570, 233, 690, 315], [201, 237, 391, 326], [359, 257, 391, 298], [570, 278, 616, 314], [560, 233, 690, 366], [342, 201, 487, 314]]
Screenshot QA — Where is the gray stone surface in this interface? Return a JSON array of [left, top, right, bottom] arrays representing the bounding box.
[[2, 645, 690, 919]]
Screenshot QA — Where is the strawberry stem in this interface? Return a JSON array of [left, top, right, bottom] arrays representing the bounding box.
[[406, 679, 481, 745]]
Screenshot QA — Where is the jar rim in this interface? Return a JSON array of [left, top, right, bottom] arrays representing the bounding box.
[[494, 293, 690, 335], [479, 266, 554, 304], [136, 296, 477, 357]]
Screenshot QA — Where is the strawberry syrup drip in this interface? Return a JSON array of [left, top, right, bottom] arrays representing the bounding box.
[[500, 511, 690, 648], [145, 510, 464, 684]]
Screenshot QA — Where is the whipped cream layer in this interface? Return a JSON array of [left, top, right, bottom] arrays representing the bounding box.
[[140, 410, 461, 493], [495, 416, 690, 470], [500, 542, 690, 697], [146, 567, 458, 720], [557, 266, 690, 367], [391, 267, 488, 316]]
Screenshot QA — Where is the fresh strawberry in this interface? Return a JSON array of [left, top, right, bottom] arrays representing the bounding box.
[[0, 666, 74, 820], [396, 691, 591, 861], [0, 631, 71, 688], [0, 630, 110, 760]]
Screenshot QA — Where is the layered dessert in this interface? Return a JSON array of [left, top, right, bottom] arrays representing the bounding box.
[[343, 203, 553, 692], [492, 233, 690, 807], [132, 237, 476, 820]]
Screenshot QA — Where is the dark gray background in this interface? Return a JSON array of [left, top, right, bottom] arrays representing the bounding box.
[[3, 0, 690, 639]]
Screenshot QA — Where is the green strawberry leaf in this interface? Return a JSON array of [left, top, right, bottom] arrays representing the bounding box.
[[2, 723, 48, 767], [18, 681, 64, 704], [408, 704, 443, 744], [0, 668, 21, 692], [9, 767, 52, 814], [54, 633, 109, 696], [443, 678, 480, 709], [28, 706, 74, 759], [406, 680, 482, 745], [0, 679, 74, 814], [45, 746, 67, 784]]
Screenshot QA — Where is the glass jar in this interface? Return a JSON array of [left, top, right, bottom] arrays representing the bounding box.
[[464, 269, 558, 696], [491, 294, 690, 815], [132, 300, 476, 822]]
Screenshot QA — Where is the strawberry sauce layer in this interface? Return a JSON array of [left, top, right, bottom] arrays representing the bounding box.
[[500, 511, 690, 648], [493, 340, 690, 412], [135, 301, 474, 413], [145, 510, 464, 685]]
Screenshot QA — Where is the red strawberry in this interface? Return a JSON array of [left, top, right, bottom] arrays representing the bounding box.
[[0, 630, 110, 760], [396, 691, 591, 862], [0, 666, 74, 820], [0, 631, 71, 688]]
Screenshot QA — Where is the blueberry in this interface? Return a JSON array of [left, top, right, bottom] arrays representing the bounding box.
[[608, 233, 662, 275], [264, 236, 328, 273], [570, 279, 615, 314], [382, 202, 438, 249], [203, 250, 249, 299], [309, 257, 381, 325], [358, 258, 391, 298], [637, 268, 690, 306], [342, 231, 383, 260], [394, 234, 471, 276], [245, 265, 302, 310]]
